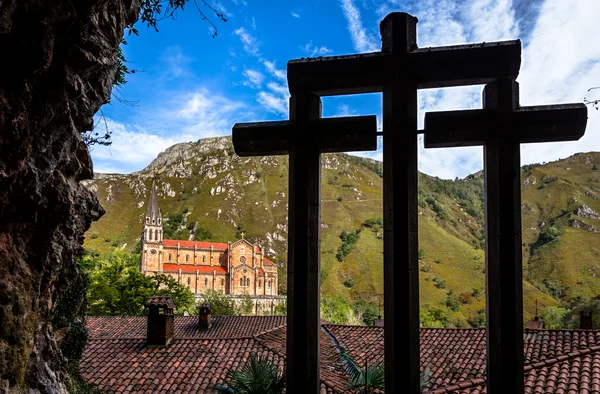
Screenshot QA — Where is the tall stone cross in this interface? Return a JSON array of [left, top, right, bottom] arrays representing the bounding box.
[[233, 95, 378, 393], [424, 79, 587, 394], [233, 11, 523, 394]]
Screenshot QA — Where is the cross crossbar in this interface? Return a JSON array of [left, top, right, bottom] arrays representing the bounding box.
[[287, 40, 521, 96], [232, 115, 377, 156], [424, 104, 587, 148]]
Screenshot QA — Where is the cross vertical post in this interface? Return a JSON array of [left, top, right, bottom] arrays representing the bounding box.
[[483, 79, 524, 394], [424, 78, 587, 393], [381, 13, 420, 394], [286, 93, 322, 394]]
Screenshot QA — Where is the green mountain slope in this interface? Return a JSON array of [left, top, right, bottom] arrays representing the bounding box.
[[83, 137, 600, 325]]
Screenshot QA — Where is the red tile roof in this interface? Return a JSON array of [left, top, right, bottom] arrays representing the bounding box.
[[162, 239, 228, 250], [162, 263, 228, 274], [82, 317, 600, 394], [264, 258, 276, 265]]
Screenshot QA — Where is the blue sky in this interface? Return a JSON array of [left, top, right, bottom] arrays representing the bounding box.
[[92, 0, 600, 179]]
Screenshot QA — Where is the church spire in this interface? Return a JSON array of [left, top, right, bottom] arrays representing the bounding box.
[[146, 181, 162, 224]]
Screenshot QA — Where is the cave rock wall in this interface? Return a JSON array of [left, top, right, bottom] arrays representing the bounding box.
[[0, 0, 139, 392]]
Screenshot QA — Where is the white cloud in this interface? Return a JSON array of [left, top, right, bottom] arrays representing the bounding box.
[[251, 17, 256, 30], [291, 11, 300, 19], [262, 60, 287, 81], [338, 0, 379, 53], [234, 27, 260, 56], [257, 82, 289, 116], [242, 69, 265, 88], [302, 41, 333, 57], [160, 46, 193, 79], [91, 88, 247, 173], [369, 0, 600, 179]]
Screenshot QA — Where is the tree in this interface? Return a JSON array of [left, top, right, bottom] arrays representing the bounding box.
[[214, 353, 285, 394], [200, 289, 239, 316], [85, 251, 195, 315], [541, 307, 569, 329]]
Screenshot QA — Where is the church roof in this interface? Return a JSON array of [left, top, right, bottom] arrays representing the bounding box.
[[145, 182, 161, 220], [162, 239, 229, 250]]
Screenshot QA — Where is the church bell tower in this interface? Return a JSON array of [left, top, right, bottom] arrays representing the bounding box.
[[141, 182, 163, 273], [143, 182, 163, 243]]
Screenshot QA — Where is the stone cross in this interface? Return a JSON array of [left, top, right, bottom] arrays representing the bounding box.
[[233, 95, 377, 393], [287, 13, 521, 393], [424, 78, 587, 394]]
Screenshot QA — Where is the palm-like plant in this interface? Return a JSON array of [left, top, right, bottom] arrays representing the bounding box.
[[334, 342, 431, 393], [214, 353, 285, 394]]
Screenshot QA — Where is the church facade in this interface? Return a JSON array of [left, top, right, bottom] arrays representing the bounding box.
[[140, 184, 279, 298]]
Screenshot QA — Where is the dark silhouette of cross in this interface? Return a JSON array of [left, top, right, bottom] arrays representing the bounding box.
[[424, 78, 587, 393]]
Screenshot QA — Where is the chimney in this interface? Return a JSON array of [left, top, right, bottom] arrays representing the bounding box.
[[580, 310, 593, 329], [145, 296, 176, 346], [198, 304, 212, 329], [527, 316, 544, 329], [373, 316, 384, 327]]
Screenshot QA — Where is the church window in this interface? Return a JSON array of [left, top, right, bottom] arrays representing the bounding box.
[[158, 218, 161, 225], [187, 277, 191, 286], [240, 246, 245, 254], [154, 229, 158, 240], [185, 255, 189, 262], [152, 219, 155, 224], [240, 278, 243, 286], [205, 277, 208, 286], [240, 256, 246, 265], [149, 230, 153, 241], [202, 255, 206, 263], [168, 253, 172, 262], [221, 279, 224, 286], [268, 281, 271, 289], [150, 249, 157, 255], [258, 280, 261, 288]]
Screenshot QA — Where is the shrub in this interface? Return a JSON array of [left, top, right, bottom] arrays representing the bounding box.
[[458, 292, 474, 304], [337, 196, 343, 202], [336, 229, 361, 262], [432, 277, 446, 289], [593, 164, 598, 171], [471, 288, 481, 299], [343, 278, 354, 288], [418, 248, 425, 260], [90, 232, 99, 239]]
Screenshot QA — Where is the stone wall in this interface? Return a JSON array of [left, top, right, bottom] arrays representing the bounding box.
[[0, 0, 139, 392]]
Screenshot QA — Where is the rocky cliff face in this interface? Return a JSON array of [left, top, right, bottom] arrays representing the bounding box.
[[0, 0, 139, 392]]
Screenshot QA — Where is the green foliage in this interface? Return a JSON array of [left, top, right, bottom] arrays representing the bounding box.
[[363, 217, 383, 233], [418, 248, 425, 260], [593, 164, 598, 171], [445, 293, 461, 312], [420, 304, 451, 328], [432, 277, 446, 289], [330, 340, 430, 393], [541, 307, 569, 329], [345, 155, 383, 178], [200, 290, 240, 316], [343, 278, 354, 288], [274, 301, 287, 316], [238, 293, 255, 315], [90, 232, 99, 239], [467, 310, 486, 328], [214, 353, 285, 394], [192, 226, 213, 241], [336, 229, 361, 262], [235, 225, 247, 240], [352, 299, 379, 326], [321, 295, 353, 324], [85, 251, 195, 315], [425, 196, 449, 220], [471, 288, 481, 299], [163, 212, 185, 239]]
